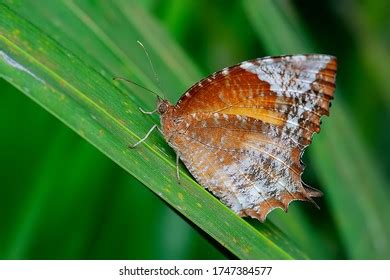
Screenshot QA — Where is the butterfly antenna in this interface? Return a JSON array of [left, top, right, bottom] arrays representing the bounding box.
[[137, 40, 166, 99], [112, 76, 160, 97]]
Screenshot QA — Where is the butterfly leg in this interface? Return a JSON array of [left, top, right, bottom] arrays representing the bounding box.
[[139, 107, 157, 115], [128, 124, 158, 148]]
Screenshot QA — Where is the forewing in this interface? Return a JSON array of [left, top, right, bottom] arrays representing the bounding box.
[[176, 54, 337, 146]]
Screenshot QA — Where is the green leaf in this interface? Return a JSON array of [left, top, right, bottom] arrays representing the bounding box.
[[0, 3, 307, 259], [243, 0, 390, 259]]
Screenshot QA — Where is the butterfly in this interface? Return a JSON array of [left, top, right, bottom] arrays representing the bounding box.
[[129, 54, 337, 222]]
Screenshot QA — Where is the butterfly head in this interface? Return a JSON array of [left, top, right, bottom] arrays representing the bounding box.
[[156, 96, 172, 115], [156, 97, 185, 140]]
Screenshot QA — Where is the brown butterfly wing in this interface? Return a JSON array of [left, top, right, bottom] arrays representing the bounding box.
[[163, 55, 337, 221], [176, 54, 336, 146]]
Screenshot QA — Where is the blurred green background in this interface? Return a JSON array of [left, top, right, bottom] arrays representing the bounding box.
[[1, 0, 389, 259]]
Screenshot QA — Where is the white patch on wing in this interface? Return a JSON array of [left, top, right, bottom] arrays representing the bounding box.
[[240, 55, 330, 98], [240, 55, 331, 132], [222, 67, 229, 75], [241, 55, 330, 96], [240, 61, 255, 70]]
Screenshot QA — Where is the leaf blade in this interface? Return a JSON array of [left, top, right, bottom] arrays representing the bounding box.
[[0, 3, 307, 259]]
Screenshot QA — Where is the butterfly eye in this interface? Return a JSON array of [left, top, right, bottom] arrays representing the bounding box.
[[157, 103, 168, 114]]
